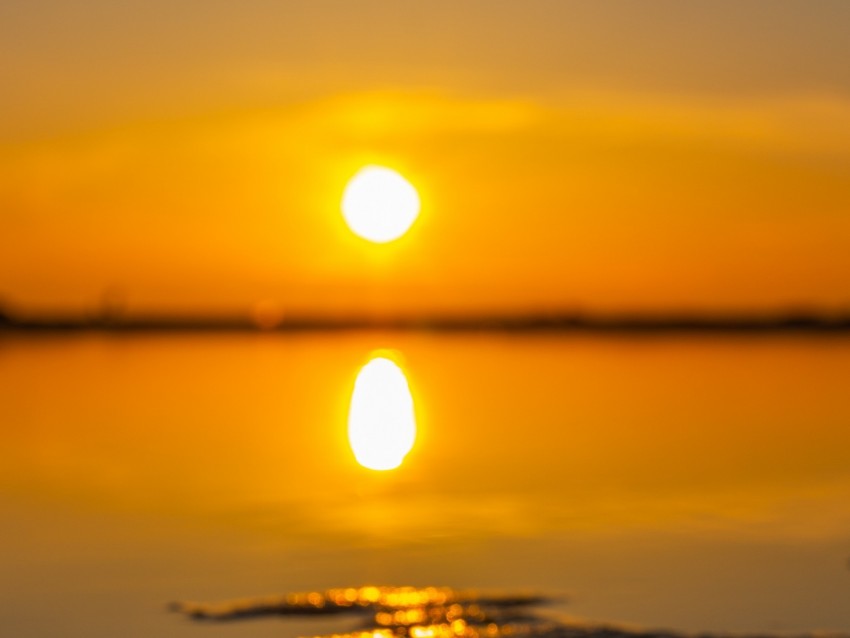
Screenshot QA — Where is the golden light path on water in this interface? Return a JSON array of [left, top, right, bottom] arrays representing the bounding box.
[[348, 355, 417, 471]]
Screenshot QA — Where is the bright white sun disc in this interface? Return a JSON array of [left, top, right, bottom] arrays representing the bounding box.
[[341, 166, 420, 243]]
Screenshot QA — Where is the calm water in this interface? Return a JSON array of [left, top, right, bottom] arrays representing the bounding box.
[[2, 332, 850, 638]]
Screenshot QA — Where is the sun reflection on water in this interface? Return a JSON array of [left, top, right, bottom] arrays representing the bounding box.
[[348, 355, 417, 471]]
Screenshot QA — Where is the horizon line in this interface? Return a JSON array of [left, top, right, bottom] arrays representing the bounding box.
[[3, 310, 850, 334]]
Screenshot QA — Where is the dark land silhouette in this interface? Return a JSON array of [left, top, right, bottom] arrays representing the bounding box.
[[2, 304, 850, 334]]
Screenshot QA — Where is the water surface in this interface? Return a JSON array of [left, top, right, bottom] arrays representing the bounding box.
[[2, 332, 850, 637]]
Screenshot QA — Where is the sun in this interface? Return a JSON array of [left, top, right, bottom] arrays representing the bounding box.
[[341, 166, 420, 243]]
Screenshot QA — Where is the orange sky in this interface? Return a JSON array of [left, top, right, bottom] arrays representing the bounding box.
[[2, 1, 849, 316]]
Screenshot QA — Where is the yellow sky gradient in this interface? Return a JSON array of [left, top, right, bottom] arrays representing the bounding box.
[[2, 1, 849, 315]]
